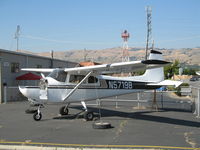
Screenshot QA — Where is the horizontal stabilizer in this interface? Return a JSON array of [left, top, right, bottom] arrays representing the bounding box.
[[148, 80, 182, 88], [142, 60, 170, 65]]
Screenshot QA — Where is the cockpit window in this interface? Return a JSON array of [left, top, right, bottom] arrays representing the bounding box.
[[48, 69, 67, 82], [69, 75, 98, 84]]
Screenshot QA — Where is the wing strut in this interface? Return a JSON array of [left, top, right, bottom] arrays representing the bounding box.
[[63, 71, 93, 101]]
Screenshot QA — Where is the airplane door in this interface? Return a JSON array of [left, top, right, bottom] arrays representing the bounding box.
[[39, 79, 48, 100]]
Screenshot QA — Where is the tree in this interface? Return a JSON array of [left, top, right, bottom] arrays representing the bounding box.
[[183, 68, 196, 75], [164, 60, 180, 79]]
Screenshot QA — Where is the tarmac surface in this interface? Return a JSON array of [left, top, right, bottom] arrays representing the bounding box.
[[0, 92, 200, 149]]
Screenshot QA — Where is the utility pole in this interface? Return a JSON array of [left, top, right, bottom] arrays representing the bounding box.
[[14, 25, 21, 51], [145, 6, 152, 60], [152, 39, 154, 50], [50, 50, 54, 68], [83, 48, 88, 62]]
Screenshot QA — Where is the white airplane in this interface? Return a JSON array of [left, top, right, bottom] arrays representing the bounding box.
[[19, 50, 182, 121]]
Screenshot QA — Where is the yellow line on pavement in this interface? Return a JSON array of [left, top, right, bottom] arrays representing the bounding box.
[[0, 141, 200, 150]]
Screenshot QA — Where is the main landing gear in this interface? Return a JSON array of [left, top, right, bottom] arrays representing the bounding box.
[[81, 101, 94, 121], [84, 111, 94, 121], [59, 101, 94, 121], [59, 104, 69, 116]]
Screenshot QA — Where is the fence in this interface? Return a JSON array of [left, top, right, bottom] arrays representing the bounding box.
[[84, 90, 193, 112], [191, 86, 200, 118]]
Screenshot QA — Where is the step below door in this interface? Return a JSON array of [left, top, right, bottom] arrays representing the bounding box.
[[39, 79, 48, 100]]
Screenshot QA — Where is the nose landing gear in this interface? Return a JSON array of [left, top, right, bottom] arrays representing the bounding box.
[[33, 104, 44, 121], [33, 112, 42, 121]]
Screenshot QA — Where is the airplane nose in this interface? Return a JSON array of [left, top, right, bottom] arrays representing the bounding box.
[[18, 86, 27, 97]]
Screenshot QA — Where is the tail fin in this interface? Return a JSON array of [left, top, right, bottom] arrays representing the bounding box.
[[129, 50, 164, 82], [142, 50, 164, 82], [128, 50, 182, 87]]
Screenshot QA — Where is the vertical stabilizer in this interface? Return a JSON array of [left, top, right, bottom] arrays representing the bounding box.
[[129, 50, 164, 82], [142, 50, 164, 82]]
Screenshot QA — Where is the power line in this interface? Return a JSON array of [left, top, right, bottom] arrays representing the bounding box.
[[21, 35, 119, 45]]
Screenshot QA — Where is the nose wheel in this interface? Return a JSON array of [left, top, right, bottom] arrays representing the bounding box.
[[33, 104, 43, 121], [33, 112, 42, 121]]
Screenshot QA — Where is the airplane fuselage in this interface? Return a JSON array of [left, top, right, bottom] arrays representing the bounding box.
[[19, 75, 160, 104]]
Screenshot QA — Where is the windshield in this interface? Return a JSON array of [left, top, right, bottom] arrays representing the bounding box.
[[48, 69, 67, 82]]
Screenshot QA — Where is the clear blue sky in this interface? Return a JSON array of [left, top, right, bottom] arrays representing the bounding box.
[[0, 0, 200, 52]]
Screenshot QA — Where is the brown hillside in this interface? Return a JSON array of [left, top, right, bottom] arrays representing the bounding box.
[[22, 47, 200, 65]]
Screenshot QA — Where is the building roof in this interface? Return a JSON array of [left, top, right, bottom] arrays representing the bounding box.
[[0, 48, 76, 64], [79, 61, 101, 67]]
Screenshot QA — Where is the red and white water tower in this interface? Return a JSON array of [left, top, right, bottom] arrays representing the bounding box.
[[121, 30, 130, 62]]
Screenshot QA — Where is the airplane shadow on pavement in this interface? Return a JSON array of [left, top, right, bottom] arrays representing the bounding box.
[[53, 106, 200, 128]]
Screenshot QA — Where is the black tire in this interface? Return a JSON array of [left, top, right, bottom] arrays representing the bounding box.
[[25, 109, 37, 114], [33, 112, 42, 121], [93, 122, 112, 129], [84, 111, 94, 121], [59, 106, 69, 116]]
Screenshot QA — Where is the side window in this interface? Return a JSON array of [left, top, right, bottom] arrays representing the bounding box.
[[69, 75, 86, 83], [88, 76, 98, 84], [11, 62, 19, 73]]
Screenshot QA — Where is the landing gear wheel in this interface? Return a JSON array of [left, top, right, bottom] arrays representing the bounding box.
[[84, 111, 94, 121], [93, 122, 112, 129], [33, 112, 42, 121], [59, 106, 69, 115]]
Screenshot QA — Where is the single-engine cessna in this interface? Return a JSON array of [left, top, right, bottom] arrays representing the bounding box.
[[19, 50, 182, 121]]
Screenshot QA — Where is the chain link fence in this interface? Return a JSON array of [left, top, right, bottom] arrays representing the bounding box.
[[97, 91, 193, 111], [191, 86, 200, 118]]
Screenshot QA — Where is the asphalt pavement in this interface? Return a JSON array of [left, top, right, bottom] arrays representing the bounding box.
[[0, 92, 200, 149]]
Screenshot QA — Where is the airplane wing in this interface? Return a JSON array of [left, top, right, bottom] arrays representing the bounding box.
[[21, 60, 170, 74], [64, 59, 170, 74], [21, 68, 55, 72]]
